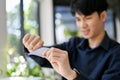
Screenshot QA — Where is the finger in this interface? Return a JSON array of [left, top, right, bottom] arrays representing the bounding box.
[[44, 48, 51, 59], [44, 49, 62, 62], [50, 48, 68, 58], [30, 35, 41, 47], [47, 53, 60, 63], [27, 45, 34, 52], [26, 35, 35, 47], [25, 35, 36, 51], [49, 56, 63, 69], [44, 48, 64, 59], [32, 41, 44, 51], [50, 48, 66, 54], [50, 56, 61, 63], [43, 48, 50, 58], [22, 34, 31, 44]]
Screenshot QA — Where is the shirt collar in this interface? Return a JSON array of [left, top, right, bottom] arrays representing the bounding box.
[[78, 32, 110, 51], [99, 32, 110, 51], [78, 38, 88, 50]]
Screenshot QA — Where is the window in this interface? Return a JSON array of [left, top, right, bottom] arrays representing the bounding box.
[[54, 6, 80, 44], [6, 0, 41, 77], [105, 9, 116, 40], [23, 0, 40, 35], [6, 0, 40, 57], [54, 1, 116, 44], [6, 0, 21, 56]]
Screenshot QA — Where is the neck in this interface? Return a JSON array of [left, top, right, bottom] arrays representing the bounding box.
[[88, 31, 105, 49]]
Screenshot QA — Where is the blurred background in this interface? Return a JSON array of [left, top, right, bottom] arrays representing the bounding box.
[[0, 0, 120, 80]]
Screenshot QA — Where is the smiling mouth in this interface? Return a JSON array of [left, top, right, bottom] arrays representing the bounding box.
[[81, 30, 89, 35]]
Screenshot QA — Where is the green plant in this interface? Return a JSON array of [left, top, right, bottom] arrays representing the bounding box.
[[6, 54, 60, 80], [6, 54, 44, 77], [64, 28, 81, 37]]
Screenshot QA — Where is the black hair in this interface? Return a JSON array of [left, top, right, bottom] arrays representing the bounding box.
[[71, 0, 108, 16]]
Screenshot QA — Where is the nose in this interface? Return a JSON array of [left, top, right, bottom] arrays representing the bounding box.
[[80, 21, 87, 28]]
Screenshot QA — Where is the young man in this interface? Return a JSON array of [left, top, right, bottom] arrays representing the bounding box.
[[23, 0, 120, 80]]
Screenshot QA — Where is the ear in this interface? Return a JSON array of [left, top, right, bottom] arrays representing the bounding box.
[[100, 11, 107, 22]]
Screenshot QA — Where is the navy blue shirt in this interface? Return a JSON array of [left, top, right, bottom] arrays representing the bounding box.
[[30, 33, 120, 80]]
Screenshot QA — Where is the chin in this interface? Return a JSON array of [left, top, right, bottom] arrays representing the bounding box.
[[82, 34, 93, 39], [82, 36, 89, 39]]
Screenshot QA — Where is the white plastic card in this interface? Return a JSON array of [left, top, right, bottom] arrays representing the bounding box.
[[28, 47, 49, 58]]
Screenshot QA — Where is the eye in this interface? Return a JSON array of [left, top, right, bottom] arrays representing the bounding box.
[[86, 16, 92, 20], [76, 18, 81, 22]]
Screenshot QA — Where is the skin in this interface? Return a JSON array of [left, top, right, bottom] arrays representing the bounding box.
[[22, 11, 107, 80], [76, 11, 107, 48]]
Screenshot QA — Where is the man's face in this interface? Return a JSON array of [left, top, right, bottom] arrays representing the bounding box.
[[75, 11, 106, 39]]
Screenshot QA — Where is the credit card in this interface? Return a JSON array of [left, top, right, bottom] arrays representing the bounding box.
[[28, 47, 49, 58]]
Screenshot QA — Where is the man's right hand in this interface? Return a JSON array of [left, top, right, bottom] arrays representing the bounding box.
[[22, 34, 44, 52]]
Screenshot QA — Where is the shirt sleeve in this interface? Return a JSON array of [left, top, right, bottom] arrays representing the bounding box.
[[101, 47, 120, 80], [28, 37, 79, 68], [73, 68, 93, 80], [29, 55, 52, 68], [73, 68, 90, 80]]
